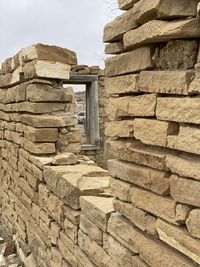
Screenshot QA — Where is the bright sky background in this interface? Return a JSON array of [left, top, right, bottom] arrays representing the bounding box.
[[0, 0, 121, 67]]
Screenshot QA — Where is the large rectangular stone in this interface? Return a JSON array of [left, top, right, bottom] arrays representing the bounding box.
[[21, 114, 77, 128], [166, 153, 200, 181], [134, 118, 178, 147], [80, 196, 114, 231], [170, 175, 200, 207], [23, 60, 71, 80], [156, 97, 200, 124], [108, 213, 197, 267], [24, 126, 58, 142], [108, 159, 170, 195], [20, 137, 55, 154], [124, 19, 200, 50], [26, 83, 72, 102], [105, 47, 154, 77], [20, 43, 77, 65], [110, 177, 131, 202], [156, 219, 200, 265], [107, 94, 156, 120], [105, 74, 138, 96], [168, 125, 200, 155], [103, 9, 137, 42], [105, 120, 134, 138], [138, 70, 193, 95], [131, 186, 189, 225], [113, 199, 157, 236], [107, 140, 169, 171]]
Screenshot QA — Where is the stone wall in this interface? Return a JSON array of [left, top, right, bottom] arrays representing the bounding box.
[[104, 0, 200, 266], [0, 44, 114, 267]]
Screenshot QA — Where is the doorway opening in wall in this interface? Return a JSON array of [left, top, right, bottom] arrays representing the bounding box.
[[64, 75, 100, 151]]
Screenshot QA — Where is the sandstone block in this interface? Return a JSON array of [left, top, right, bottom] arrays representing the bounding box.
[[138, 70, 193, 95], [78, 230, 111, 267], [52, 153, 78, 165], [23, 60, 71, 80], [105, 74, 138, 95], [105, 47, 154, 77], [43, 165, 108, 209], [108, 159, 170, 195], [113, 199, 157, 236], [63, 217, 78, 243], [118, 0, 135, 10], [80, 215, 103, 244], [186, 209, 200, 239], [166, 153, 200, 181], [107, 94, 156, 120], [104, 9, 137, 42], [12, 102, 66, 114], [20, 137, 55, 154], [157, 97, 200, 124], [26, 83, 72, 102], [24, 126, 58, 142], [105, 42, 124, 54], [109, 177, 131, 202], [154, 40, 198, 71], [21, 114, 77, 128], [20, 43, 77, 65], [80, 196, 114, 231], [156, 219, 200, 264], [134, 0, 199, 25], [134, 118, 178, 147], [5, 83, 26, 103], [103, 234, 146, 267], [168, 125, 200, 155], [170, 175, 200, 207], [108, 213, 197, 267], [105, 120, 134, 138], [131, 186, 188, 224], [107, 140, 169, 171], [124, 19, 200, 49]]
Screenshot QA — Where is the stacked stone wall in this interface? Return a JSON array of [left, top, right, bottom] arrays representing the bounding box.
[[104, 0, 200, 266]]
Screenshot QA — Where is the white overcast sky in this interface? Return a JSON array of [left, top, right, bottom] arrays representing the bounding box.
[[0, 0, 121, 67]]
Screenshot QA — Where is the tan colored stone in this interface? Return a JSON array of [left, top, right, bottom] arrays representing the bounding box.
[[170, 175, 200, 207], [186, 209, 200, 239], [157, 97, 200, 124], [20, 43, 77, 65], [105, 74, 138, 95], [156, 219, 200, 264], [52, 153, 78, 165], [124, 19, 200, 50], [23, 60, 71, 80], [63, 217, 78, 243], [0, 73, 12, 88], [105, 120, 134, 138], [189, 71, 200, 94], [80, 196, 114, 231], [5, 83, 26, 103], [80, 215, 103, 244], [131, 186, 187, 225], [118, 0, 135, 10], [78, 230, 111, 267], [24, 126, 58, 142], [20, 137, 55, 154], [103, 234, 147, 267], [109, 177, 131, 202], [138, 70, 193, 95], [43, 165, 108, 209], [108, 213, 197, 267], [168, 125, 200, 155], [113, 199, 157, 236], [103, 9, 137, 42], [26, 83, 72, 102], [166, 153, 200, 181], [21, 114, 77, 128], [107, 94, 156, 120], [107, 140, 169, 171], [134, 118, 178, 147], [105, 42, 124, 54], [108, 159, 170, 195], [105, 47, 154, 77]]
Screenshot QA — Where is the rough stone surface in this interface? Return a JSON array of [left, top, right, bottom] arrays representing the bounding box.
[[186, 209, 200, 239], [105, 120, 134, 138], [105, 47, 154, 76]]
